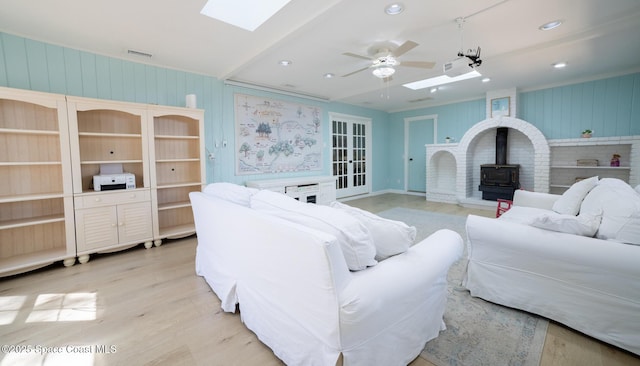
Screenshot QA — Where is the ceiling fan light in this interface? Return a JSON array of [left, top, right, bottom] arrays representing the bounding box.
[[372, 65, 396, 78]]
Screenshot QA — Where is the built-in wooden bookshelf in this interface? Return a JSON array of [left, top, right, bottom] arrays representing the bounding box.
[[67, 97, 153, 263], [148, 108, 205, 245], [0, 87, 206, 273], [0, 87, 76, 277]]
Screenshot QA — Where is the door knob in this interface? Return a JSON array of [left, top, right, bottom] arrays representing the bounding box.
[[409, 158, 413, 161]]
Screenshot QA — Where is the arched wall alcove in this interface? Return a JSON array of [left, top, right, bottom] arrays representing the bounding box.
[[456, 117, 550, 201], [428, 150, 457, 192], [425, 144, 458, 203]]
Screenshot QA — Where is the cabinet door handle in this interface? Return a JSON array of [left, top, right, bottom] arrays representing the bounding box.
[[119, 222, 124, 226]]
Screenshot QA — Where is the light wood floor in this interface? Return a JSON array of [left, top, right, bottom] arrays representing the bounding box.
[[1, 193, 638, 366]]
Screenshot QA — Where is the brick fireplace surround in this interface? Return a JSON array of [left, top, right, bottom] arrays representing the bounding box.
[[426, 116, 550, 207]]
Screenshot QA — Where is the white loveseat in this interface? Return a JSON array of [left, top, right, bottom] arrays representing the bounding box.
[[190, 183, 464, 366], [464, 178, 640, 355]]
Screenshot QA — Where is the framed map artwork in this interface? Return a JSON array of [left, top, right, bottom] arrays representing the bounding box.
[[235, 94, 323, 175]]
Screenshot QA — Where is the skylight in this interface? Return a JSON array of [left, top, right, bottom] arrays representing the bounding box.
[[403, 70, 482, 90], [201, 0, 292, 31]]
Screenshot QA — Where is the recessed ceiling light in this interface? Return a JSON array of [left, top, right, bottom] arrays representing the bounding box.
[[430, 88, 438, 93], [482, 77, 491, 83], [539, 20, 562, 31], [385, 3, 404, 15], [552, 62, 567, 69], [279, 60, 292, 66], [323, 73, 335, 79]]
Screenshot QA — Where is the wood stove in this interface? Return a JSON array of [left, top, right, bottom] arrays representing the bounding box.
[[478, 127, 520, 201]]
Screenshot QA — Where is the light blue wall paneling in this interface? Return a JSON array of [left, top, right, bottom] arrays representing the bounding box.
[[520, 73, 640, 138], [0, 32, 389, 189], [2, 33, 30, 89], [45, 44, 67, 95], [25, 39, 50, 91], [1, 31, 638, 192], [386, 100, 486, 190]]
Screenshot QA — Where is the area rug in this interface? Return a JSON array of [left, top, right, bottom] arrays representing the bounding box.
[[376, 207, 548, 366]]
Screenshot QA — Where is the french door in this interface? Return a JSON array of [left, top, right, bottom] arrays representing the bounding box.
[[330, 113, 371, 198]]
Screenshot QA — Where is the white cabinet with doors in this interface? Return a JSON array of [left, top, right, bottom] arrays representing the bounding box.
[[73, 190, 152, 263]]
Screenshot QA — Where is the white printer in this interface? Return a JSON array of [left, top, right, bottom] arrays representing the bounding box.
[[93, 163, 136, 191]]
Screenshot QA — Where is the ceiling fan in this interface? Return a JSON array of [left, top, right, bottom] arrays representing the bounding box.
[[341, 40, 435, 79]]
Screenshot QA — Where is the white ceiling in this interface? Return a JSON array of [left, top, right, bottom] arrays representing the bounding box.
[[1, 0, 640, 112]]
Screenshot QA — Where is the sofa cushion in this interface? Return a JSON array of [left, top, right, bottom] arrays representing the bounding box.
[[203, 182, 258, 207], [250, 190, 377, 270], [552, 176, 598, 215], [329, 201, 416, 260], [580, 178, 640, 245]]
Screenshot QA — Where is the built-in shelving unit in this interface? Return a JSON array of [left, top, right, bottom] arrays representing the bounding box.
[[148, 107, 205, 245], [549, 137, 638, 194], [67, 97, 153, 263], [0, 87, 76, 276], [0, 87, 207, 274]]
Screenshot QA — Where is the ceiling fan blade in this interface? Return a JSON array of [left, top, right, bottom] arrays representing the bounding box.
[[342, 52, 372, 60], [341, 66, 370, 77], [401, 61, 436, 69], [393, 40, 418, 57]]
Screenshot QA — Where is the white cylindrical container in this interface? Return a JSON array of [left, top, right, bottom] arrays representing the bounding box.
[[186, 94, 197, 108]]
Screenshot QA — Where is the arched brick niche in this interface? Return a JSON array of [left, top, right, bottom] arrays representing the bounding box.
[[425, 147, 457, 203], [426, 117, 550, 204], [456, 117, 550, 201]]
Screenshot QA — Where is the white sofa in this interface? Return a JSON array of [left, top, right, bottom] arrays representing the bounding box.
[[190, 183, 464, 366], [464, 178, 640, 355]]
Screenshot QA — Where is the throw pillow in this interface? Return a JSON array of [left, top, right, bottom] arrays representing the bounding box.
[[552, 176, 598, 215], [203, 182, 258, 207], [498, 206, 551, 225], [329, 201, 416, 260], [529, 211, 601, 237], [250, 190, 377, 270], [580, 178, 640, 245]]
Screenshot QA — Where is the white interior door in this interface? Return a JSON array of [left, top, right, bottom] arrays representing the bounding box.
[[330, 113, 371, 198]]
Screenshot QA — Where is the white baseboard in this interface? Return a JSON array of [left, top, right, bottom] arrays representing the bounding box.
[[338, 189, 425, 202]]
